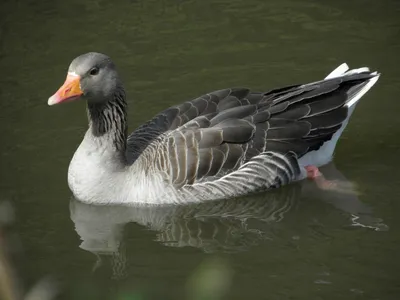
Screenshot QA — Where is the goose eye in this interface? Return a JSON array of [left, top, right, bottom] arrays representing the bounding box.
[[89, 67, 99, 76]]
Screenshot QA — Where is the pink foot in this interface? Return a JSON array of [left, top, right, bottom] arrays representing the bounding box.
[[305, 165, 322, 179], [305, 165, 338, 191], [304, 165, 360, 194]]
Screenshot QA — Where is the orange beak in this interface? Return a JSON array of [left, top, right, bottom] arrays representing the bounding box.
[[48, 73, 83, 106]]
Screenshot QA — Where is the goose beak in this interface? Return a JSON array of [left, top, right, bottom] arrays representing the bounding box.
[[48, 73, 83, 106]]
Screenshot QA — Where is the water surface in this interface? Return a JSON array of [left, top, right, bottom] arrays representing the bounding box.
[[1, 0, 400, 299]]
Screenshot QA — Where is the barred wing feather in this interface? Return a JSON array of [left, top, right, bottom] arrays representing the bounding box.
[[128, 71, 378, 194]]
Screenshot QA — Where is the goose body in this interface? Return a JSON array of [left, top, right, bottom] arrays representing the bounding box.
[[48, 53, 380, 205]]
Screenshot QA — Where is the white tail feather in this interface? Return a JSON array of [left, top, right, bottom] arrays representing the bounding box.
[[298, 63, 380, 172], [325, 63, 350, 79], [346, 72, 379, 108]]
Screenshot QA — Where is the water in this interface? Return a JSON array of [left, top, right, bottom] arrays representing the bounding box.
[[1, 0, 400, 299]]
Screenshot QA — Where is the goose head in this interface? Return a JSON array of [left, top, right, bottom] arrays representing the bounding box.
[[48, 52, 120, 106]]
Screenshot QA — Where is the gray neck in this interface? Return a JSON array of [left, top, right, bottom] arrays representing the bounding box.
[[86, 86, 128, 155]]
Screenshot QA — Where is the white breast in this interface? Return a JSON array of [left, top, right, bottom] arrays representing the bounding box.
[[67, 131, 176, 204], [68, 132, 125, 203]]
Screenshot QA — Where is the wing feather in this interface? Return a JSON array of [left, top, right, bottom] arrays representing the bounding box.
[[128, 72, 378, 190]]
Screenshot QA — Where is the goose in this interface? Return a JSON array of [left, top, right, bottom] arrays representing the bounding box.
[[48, 52, 380, 205]]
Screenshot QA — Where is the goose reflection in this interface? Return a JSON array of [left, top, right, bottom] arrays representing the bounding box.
[[71, 184, 299, 255], [69, 163, 387, 277]]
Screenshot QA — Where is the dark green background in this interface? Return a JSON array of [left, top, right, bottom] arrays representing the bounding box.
[[1, 0, 399, 299]]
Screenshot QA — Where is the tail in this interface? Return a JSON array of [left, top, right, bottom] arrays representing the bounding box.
[[325, 63, 380, 110], [299, 63, 380, 168]]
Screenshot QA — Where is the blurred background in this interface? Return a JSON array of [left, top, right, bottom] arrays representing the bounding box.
[[1, 0, 399, 299]]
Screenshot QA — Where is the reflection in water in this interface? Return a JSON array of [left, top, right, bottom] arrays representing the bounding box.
[[70, 163, 387, 278]]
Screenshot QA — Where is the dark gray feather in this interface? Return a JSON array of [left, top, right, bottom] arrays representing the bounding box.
[[125, 71, 378, 188]]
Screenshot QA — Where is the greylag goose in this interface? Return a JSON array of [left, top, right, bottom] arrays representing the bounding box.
[[48, 52, 380, 205]]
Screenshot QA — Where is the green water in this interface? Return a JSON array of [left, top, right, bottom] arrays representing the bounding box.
[[1, 0, 400, 299]]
